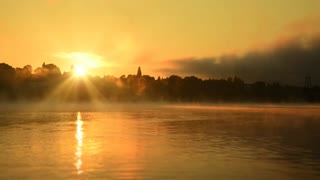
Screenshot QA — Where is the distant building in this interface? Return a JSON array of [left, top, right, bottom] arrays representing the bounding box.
[[137, 66, 142, 77]]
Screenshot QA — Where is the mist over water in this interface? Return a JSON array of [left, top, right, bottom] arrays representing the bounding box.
[[0, 104, 320, 179]]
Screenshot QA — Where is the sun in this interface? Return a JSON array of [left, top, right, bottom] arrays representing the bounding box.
[[74, 65, 87, 77]]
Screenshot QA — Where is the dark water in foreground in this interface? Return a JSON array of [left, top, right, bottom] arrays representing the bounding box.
[[0, 105, 320, 179]]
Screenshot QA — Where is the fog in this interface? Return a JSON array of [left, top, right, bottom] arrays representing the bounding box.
[[1, 102, 320, 116]]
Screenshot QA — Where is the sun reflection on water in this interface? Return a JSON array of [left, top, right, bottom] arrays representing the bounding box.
[[75, 112, 84, 174]]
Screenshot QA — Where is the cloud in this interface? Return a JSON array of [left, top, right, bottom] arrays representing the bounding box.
[[157, 16, 320, 85], [159, 35, 320, 85]]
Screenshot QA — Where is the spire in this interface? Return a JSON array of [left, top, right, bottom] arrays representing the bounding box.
[[137, 66, 142, 77]]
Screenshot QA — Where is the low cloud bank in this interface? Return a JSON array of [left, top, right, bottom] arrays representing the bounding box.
[[160, 36, 320, 85]]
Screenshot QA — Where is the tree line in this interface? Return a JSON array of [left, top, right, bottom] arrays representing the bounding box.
[[0, 62, 319, 103]]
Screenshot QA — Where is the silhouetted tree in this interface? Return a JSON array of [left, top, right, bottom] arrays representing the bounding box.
[[0, 63, 15, 100], [0, 62, 319, 103]]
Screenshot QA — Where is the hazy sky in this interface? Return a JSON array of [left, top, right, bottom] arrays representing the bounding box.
[[1, 0, 320, 83]]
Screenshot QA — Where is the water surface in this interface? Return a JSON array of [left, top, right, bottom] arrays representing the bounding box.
[[0, 105, 320, 179]]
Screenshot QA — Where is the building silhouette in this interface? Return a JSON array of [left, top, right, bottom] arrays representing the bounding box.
[[137, 66, 142, 77]]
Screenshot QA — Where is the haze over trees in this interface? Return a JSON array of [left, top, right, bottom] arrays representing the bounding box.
[[0, 62, 319, 103]]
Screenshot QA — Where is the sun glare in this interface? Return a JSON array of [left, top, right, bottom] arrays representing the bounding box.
[[75, 65, 87, 77], [54, 52, 114, 77]]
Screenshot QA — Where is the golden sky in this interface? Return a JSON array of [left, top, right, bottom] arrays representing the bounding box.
[[1, 0, 320, 77]]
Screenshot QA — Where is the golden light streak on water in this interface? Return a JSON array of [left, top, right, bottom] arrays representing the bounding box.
[[75, 112, 84, 175]]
